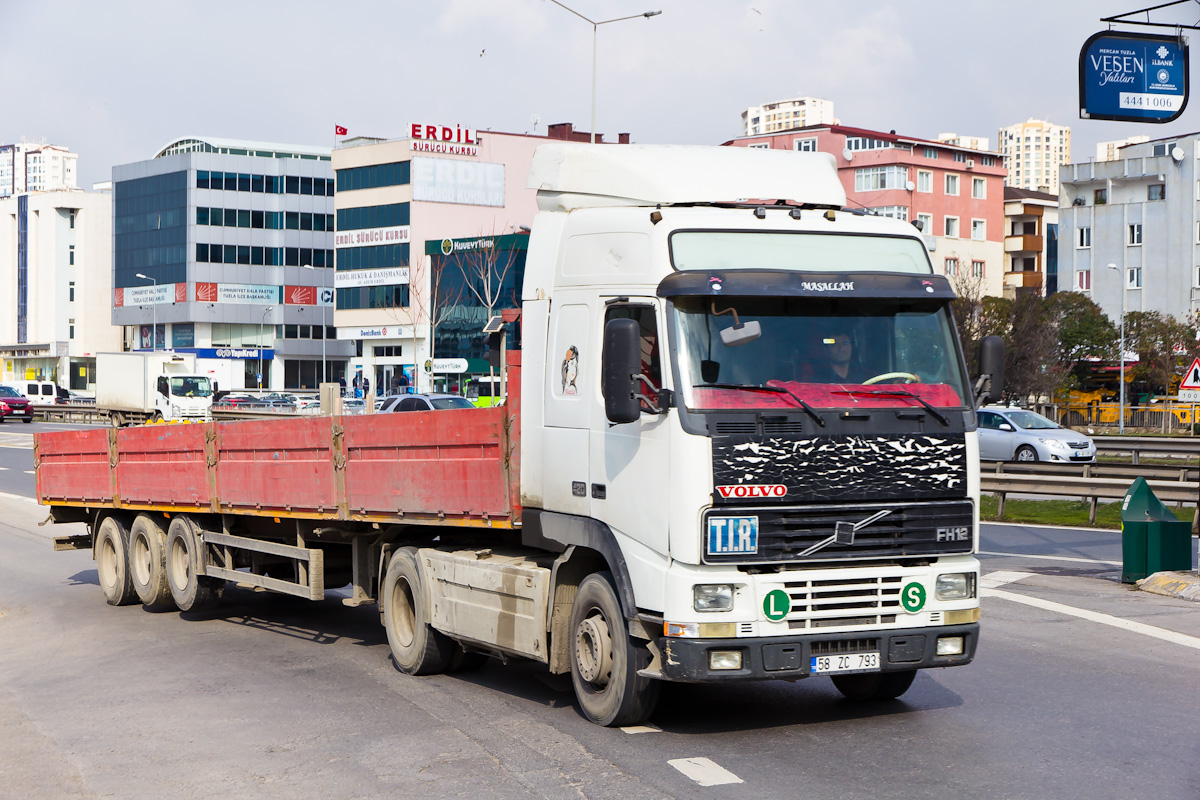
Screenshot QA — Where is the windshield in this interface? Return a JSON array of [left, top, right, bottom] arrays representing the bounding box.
[[1005, 410, 1058, 430], [671, 232, 932, 274], [432, 397, 475, 410], [169, 377, 213, 398], [0, 387, 19, 398], [672, 295, 969, 411]]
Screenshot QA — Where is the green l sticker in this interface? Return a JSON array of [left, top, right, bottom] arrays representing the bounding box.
[[763, 589, 790, 621], [901, 582, 927, 613]]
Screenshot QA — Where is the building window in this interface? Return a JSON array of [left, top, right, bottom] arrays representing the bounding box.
[[971, 219, 986, 240], [68, 245, 74, 265], [972, 177, 986, 199], [69, 318, 75, 339], [793, 138, 817, 152], [953, 152, 967, 163], [69, 281, 75, 302], [916, 212, 933, 234], [1129, 224, 1142, 245], [1127, 267, 1142, 288], [981, 156, 995, 167], [1077, 269, 1091, 290], [1148, 183, 1165, 201], [1077, 226, 1091, 248], [1195, 266, 1200, 288], [917, 170, 932, 193], [1094, 188, 1107, 205], [871, 206, 909, 221], [69, 210, 75, 229], [923, 147, 938, 159], [845, 136, 892, 152], [944, 258, 959, 276], [854, 165, 908, 192], [945, 174, 959, 196], [944, 216, 959, 238], [972, 260, 985, 278]]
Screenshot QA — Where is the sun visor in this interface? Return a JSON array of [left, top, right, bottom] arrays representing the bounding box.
[[656, 270, 958, 300]]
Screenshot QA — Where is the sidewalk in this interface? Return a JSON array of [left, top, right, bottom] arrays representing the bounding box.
[[1138, 571, 1200, 602]]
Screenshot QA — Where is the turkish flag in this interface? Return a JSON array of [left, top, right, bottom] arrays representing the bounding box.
[[335, 125, 348, 136]]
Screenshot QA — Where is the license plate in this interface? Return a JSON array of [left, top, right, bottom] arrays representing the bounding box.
[[810, 652, 880, 674]]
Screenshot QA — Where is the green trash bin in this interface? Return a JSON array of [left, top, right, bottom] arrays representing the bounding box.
[[1120, 477, 1194, 584]]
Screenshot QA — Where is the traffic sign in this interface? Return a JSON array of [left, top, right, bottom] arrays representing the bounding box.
[[1179, 357, 1200, 401]]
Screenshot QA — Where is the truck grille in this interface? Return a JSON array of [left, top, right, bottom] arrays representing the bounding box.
[[703, 500, 973, 564], [780, 576, 903, 629]]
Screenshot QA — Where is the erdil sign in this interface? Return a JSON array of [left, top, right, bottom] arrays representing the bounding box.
[[1079, 31, 1189, 123]]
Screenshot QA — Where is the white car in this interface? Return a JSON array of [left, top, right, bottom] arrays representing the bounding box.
[[977, 406, 1097, 463]]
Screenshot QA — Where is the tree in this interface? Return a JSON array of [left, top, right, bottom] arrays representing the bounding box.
[[1124, 310, 1197, 394], [1044, 291, 1117, 394]]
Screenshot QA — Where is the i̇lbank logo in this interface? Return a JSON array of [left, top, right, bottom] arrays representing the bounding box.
[[716, 484, 787, 499]]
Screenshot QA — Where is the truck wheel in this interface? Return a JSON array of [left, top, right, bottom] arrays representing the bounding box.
[[568, 572, 659, 727], [165, 516, 223, 612], [96, 516, 138, 606], [130, 514, 174, 609], [382, 547, 453, 675], [832, 669, 917, 701]]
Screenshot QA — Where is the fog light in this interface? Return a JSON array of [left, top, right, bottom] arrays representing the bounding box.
[[936, 635, 965, 656], [936, 573, 973, 600], [944, 608, 980, 625], [709, 650, 742, 670], [693, 584, 734, 612]]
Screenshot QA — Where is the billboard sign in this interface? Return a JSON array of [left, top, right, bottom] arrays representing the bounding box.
[[1079, 31, 1188, 122], [412, 157, 504, 207]]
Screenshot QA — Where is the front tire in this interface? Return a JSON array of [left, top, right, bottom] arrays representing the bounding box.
[[382, 547, 453, 675], [130, 514, 174, 609], [1014, 444, 1038, 462], [165, 516, 223, 612], [96, 516, 138, 606], [568, 572, 659, 727], [832, 669, 917, 701]]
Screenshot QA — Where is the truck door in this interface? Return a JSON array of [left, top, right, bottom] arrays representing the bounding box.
[[590, 300, 670, 556], [542, 299, 592, 516], [156, 376, 170, 418]]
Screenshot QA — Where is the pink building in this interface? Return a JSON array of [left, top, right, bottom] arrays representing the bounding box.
[[725, 125, 1008, 297]]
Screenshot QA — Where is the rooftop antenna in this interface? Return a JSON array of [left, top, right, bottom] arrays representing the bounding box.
[[531, 113, 541, 134]]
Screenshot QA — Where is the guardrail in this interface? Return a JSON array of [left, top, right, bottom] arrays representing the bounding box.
[[981, 464, 1199, 529], [1091, 435, 1200, 464]]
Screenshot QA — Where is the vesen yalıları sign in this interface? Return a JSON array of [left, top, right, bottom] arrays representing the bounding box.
[[1079, 31, 1189, 122]]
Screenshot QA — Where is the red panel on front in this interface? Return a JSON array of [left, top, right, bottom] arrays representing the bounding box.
[[691, 381, 963, 410]]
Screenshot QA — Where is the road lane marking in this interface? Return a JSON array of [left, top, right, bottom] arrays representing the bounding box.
[[984, 588, 1200, 651], [668, 757, 743, 787], [980, 571, 1035, 588], [620, 724, 661, 734], [980, 551, 1122, 566], [0, 491, 37, 504], [23, 470, 34, 475]]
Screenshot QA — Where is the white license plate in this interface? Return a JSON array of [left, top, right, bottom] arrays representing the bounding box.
[[810, 652, 880, 674]]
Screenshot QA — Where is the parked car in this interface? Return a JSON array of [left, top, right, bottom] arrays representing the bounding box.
[[1, 380, 68, 404], [381, 393, 476, 413], [0, 400, 9, 419], [0, 385, 34, 423], [977, 406, 1096, 463], [341, 398, 367, 415]]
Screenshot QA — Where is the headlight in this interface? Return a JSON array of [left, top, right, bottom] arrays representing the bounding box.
[[936, 572, 974, 600], [1038, 438, 1069, 450], [693, 584, 734, 612]]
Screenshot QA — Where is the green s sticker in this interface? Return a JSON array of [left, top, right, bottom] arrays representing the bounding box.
[[901, 582, 926, 613]]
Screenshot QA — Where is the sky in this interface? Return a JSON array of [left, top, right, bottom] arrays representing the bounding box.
[[5, 0, 1200, 189]]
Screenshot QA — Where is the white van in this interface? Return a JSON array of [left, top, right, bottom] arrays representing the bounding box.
[[1, 381, 69, 404]]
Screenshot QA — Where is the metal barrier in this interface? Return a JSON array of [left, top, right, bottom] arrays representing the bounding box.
[[1035, 402, 1200, 434], [1092, 435, 1200, 464]]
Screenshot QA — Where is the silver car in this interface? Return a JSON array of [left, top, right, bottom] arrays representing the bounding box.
[[977, 406, 1097, 463]]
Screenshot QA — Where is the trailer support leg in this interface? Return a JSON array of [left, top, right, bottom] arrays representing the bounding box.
[[343, 535, 376, 608]]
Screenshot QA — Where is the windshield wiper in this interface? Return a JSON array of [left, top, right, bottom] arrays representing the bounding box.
[[833, 388, 950, 427], [694, 383, 825, 428]]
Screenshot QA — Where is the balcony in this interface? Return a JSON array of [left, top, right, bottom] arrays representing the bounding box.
[[1004, 234, 1042, 253], [1004, 271, 1043, 290]]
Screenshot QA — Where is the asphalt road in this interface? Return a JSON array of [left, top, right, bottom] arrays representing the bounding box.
[[0, 439, 1198, 797]]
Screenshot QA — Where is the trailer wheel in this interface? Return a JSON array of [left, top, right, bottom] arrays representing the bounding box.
[[165, 516, 223, 612], [96, 516, 138, 606], [383, 547, 453, 675], [568, 572, 659, 727], [832, 669, 917, 701], [130, 514, 174, 609]]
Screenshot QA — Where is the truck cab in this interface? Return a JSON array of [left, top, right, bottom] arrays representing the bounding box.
[[154, 372, 214, 422]]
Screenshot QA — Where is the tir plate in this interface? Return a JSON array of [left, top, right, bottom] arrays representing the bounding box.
[[810, 652, 881, 674]]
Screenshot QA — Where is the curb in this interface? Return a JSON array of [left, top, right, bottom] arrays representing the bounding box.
[[1137, 571, 1200, 602]]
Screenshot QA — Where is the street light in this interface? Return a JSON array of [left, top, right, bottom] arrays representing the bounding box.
[[259, 306, 273, 391], [1107, 263, 1126, 434], [303, 263, 327, 386], [548, 1, 661, 144], [135, 272, 156, 351]]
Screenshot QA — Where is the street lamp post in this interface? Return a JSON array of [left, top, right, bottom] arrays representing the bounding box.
[[303, 264, 327, 385], [135, 272, 156, 351], [548, 1, 661, 144], [1107, 263, 1126, 435], [260, 305, 273, 391]]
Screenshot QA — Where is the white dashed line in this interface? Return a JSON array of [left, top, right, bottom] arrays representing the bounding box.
[[980, 550, 1122, 566], [0, 491, 37, 504], [620, 723, 661, 734], [23, 470, 35, 475], [668, 757, 743, 787], [984, 588, 1200, 651], [980, 570, 1035, 589]]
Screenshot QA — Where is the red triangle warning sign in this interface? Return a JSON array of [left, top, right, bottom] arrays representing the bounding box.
[[1181, 357, 1200, 390]]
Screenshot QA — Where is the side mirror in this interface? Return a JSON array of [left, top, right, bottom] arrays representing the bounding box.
[[976, 335, 1004, 404], [998, 423, 1013, 432], [602, 318, 642, 424]]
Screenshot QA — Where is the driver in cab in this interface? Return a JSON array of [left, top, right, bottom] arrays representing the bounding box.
[[817, 332, 869, 383]]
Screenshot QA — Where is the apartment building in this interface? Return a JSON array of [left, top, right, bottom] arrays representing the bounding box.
[[0, 142, 78, 198], [1003, 187, 1059, 298], [997, 119, 1071, 194], [1096, 135, 1150, 162], [725, 124, 1008, 297], [741, 96, 837, 136]]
